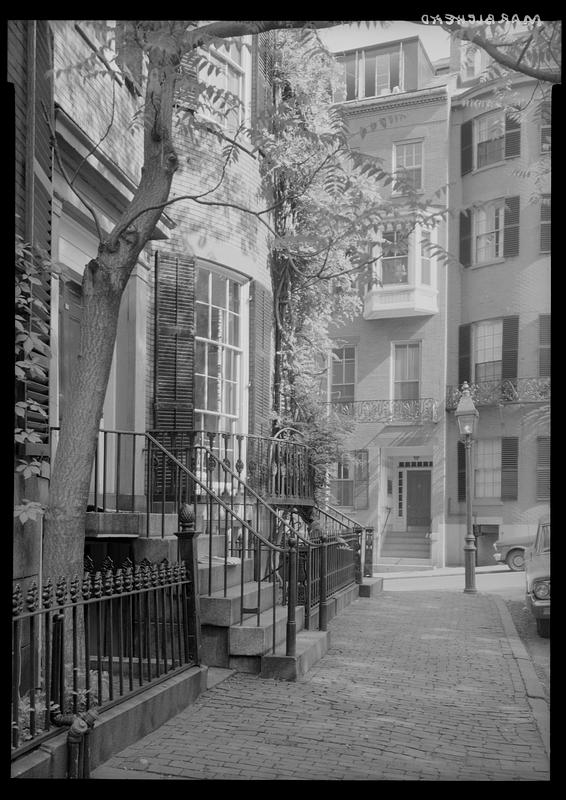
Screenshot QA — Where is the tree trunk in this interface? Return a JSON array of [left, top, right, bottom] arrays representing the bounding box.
[[43, 40, 180, 582]]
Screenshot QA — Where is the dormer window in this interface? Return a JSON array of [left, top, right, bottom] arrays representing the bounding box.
[[342, 40, 421, 101]]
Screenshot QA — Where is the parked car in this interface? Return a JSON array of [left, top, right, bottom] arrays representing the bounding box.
[[493, 533, 535, 571], [525, 517, 550, 638]]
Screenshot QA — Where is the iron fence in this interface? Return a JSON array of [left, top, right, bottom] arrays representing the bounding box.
[[11, 557, 197, 759]]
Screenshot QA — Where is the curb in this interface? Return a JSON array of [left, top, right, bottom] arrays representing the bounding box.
[[493, 595, 550, 760]]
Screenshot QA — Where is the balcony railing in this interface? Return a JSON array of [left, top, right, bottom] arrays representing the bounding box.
[[329, 398, 439, 424], [446, 377, 551, 410]]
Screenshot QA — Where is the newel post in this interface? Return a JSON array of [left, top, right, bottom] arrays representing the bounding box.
[[286, 537, 297, 656], [319, 534, 330, 631], [363, 526, 374, 578], [175, 502, 202, 665]]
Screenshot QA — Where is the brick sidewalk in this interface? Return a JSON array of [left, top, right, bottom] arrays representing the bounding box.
[[91, 591, 550, 781]]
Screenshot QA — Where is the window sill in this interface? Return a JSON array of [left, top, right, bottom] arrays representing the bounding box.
[[467, 257, 506, 270], [473, 498, 504, 506]]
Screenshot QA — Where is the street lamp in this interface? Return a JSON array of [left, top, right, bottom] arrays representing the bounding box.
[[454, 381, 479, 594]]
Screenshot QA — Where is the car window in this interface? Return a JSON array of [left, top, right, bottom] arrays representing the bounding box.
[[537, 523, 551, 553]]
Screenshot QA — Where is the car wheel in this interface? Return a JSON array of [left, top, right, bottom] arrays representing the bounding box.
[[536, 618, 550, 638], [506, 549, 525, 571]]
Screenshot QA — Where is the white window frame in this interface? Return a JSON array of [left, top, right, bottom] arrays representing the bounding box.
[[330, 345, 356, 403], [472, 319, 503, 384], [474, 111, 505, 170], [474, 438, 501, 498], [197, 42, 246, 130], [473, 199, 505, 263], [540, 195, 551, 253], [194, 266, 247, 435], [393, 139, 424, 193], [392, 341, 421, 401]]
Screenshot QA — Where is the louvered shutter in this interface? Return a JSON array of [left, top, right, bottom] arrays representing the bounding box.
[[457, 441, 466, 502], [249, 281, 273, 436], [536, 436, 550, 501], [503, 196, 520, 258], [538, 314, 551, 378], [461, 120, 473, 175], [153, 251, 195, 431], [252, 31, 274, 127], [540, 195, 551, 253], [504, 113, 521, 158], [459, 210, 472, 267], [14, 21, 54, 450], [501, 437, 518, 499], [353, 450, 369, 510], [458, 324, 472, 385], [501, 316, 519, 381]]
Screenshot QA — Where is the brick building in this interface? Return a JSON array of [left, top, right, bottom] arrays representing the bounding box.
[[328, 33, 550, 568]]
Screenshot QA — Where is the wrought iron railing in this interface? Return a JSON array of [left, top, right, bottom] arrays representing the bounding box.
[[446, 377, 551, 410], [329, 398, 438, 424], [11, 556, 197, 759]]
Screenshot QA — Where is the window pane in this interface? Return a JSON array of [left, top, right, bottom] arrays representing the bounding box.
[[196, 268, 210, 302], [195, 341, 206, 373], [207, 378, 219, 411], [211, 272, 226, 308], [364, 53, 376, 97], [196, 303, 209, 337], [195, 374, 205, 408]]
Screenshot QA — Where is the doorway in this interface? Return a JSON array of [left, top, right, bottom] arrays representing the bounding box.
[[406, 470, 431, 529]]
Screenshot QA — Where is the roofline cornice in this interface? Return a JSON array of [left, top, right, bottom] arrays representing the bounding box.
[[340, 87, 448, 116]]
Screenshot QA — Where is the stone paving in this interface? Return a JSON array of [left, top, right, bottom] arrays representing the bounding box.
[[91, 590, 550, 781]]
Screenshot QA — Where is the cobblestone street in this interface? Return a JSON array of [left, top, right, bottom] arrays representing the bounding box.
[[93, 590, 550, 781]]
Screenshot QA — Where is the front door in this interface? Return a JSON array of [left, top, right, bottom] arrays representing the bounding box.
[[406, 470, 431, 529]]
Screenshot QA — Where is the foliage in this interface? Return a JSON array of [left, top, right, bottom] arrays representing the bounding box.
[[14, 234, 57, 523]]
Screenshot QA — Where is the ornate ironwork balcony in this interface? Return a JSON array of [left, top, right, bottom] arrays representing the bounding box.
[[445, 377, 551, 410], [329, 398, 439, 424]]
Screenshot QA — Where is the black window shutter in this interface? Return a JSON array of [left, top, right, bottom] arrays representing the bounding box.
[[459, 210, 472, 267], [461, 120, 473, 175], [536, 436, 550, 500], [457, 441, 466, 502], [501, 437, 519, 500], [249, 281, 273, 436], [353, 450, 369, 510], [504, 113, 521, 158], [503, 196, 520, 258], [153, 251, 195, 431], [538, 314, 551, 378], [540, 195, 551, 253], [458, 324, 472, 385], [19, 21, 54, 449], [501, 316, 519, 381]]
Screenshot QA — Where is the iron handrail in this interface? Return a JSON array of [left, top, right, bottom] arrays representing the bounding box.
[[145, 433, 287, 555]]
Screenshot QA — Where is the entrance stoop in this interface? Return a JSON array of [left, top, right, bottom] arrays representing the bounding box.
[[260, 630, 330, 680]]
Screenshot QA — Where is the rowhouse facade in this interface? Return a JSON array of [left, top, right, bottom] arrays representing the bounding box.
[[328, 33, 550, 568]]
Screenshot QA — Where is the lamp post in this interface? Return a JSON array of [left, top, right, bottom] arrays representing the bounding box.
[[454, 381, 479, 594]]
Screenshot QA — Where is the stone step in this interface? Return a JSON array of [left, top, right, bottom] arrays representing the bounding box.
[[229, 603, 305, 658], [260, 630, 330, 681], [381, 546, 431, 556], [200, 578, 280, 627], [197, 555, 254, 595]]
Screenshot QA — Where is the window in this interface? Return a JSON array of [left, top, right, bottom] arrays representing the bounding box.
[[198, 42, 245, 128], [461, 113, 520, 175], [536, 436, 550, 501], [420, 231, 431, 285], [331, 346, 356, 402], [394, 141, 423, 192], [474, 200, 505, 262], [539, 314, 550, 378], [394, 343, 420, 400], [540, 195, 551, 253], [459, 196, 520, 266], [476, 111, 505, 168], [343, 45, 402, 100], [475, 439, 501, 498], [461, 44, 490, 79], [195, 268, 242, 433], [330, 451, 369, 509], [381, 231, 408, 284], [458, 316, 518, 387], [540, 101, 551, 153], [473, 320, 502, 382], [459, 436, 518, 501]]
